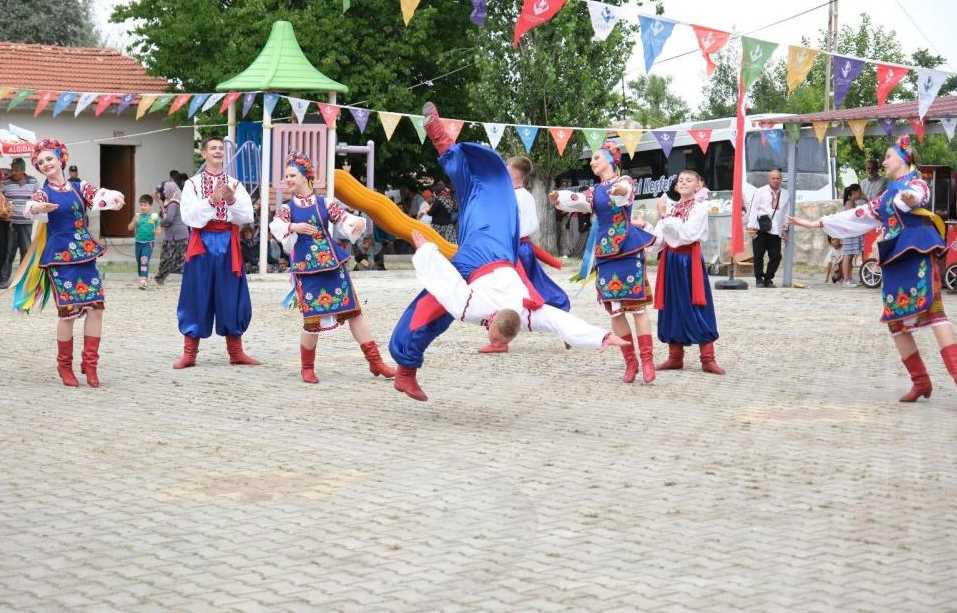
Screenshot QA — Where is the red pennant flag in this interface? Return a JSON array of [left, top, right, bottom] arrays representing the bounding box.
[[94, 93, 118, 116], [513, 0, 567, 47], [33, 91, 56, 117], [876, 63, 909, 106], [730, 65, 747, 257], [548, 127, 574, 156], [910, 118, 926, 142], [688, 128, 713, 154], [442, 118, 465, 142], [218, 91, 242, 114], [168, 94, 192, 115], [317, 102, 341, 127], [691, 25, 731, 77]]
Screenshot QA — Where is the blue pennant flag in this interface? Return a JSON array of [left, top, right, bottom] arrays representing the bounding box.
[[652, 130, 676, 158], [832, 55, 865, 108], [516, 125, 539, 152], [114, 93, 135, 115], [188, 94, 210, 118], [470, 0, 486, 26], [639, 16, 676, 72], [264, 93, 280, 117], [241, 92, 257, 118], [763, 128, 783, 154], [52, 91, 78, 118]]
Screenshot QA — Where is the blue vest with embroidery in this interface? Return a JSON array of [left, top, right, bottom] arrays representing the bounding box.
[[286, 196, 350, 274], [40, 182, 104, 267], [592, 181, 654, 260], [876, 171, 945, 266]]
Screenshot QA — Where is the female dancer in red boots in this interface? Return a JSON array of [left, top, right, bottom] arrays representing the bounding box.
[[547, 142, 657, 384], [789, 135, 956, 401], [10, 139, 125, 387], [269, 152, 396, 383]]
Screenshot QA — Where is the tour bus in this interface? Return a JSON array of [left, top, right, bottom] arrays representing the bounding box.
[[558, 113, 833, 210]]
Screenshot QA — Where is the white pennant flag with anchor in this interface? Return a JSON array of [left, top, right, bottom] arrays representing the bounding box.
[[201, 93, 226, 113], [74, 92, 99, 117], [941, 118, 957, 140], [483, 122, 506, 149], [288, 97, 311, 124], [916, 68, 948, 120], [586, 0, 624, 42]]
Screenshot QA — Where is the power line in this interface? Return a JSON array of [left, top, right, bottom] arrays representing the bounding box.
[[893, 0, 953, 71]]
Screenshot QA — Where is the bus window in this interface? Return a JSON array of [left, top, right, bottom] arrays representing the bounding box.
[[745, 133, 828, 173]]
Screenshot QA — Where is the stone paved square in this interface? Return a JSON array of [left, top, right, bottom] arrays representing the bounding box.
[[1, 267, 956, 612]]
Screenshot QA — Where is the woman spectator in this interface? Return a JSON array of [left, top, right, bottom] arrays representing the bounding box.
[[839, 183, 864, 287], [154, 172, 189, 286], [428, 180, 458, 243]]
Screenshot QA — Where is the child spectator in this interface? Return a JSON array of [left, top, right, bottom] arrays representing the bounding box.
[[128, 194, 160, 289]]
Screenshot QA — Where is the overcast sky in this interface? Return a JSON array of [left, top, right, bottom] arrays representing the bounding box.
[[95, 0, 956, 114]]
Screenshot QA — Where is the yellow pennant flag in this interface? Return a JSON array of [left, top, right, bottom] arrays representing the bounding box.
[[379, 112, 403, 140], [786, 46, 820, 93], [618, 129, 644, 158], [812, 121, 829, 143], [400, 0, 420, 25], [847, 119, 869, 149], [136, 94, 159, 120], [0, 87, 10, 102]]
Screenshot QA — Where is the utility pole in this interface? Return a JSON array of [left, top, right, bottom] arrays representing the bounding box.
[[824, 0, 839, 196]]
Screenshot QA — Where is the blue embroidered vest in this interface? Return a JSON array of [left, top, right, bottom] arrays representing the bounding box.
[[40, 182, 104, 267], [286, 196, 350, 274], [876, 172, 945, 266], [593, 181, 654, 260]]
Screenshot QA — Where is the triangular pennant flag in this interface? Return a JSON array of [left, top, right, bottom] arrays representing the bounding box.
[[114, 93, 136, 115], [880, 118, 896, 139], [188, 94, 210, 118], [288, 96, 310, 124], [483, 122, 506, 149], [441, 118, 464, 143], [688, 128, 712, 154], [169, 93, 192, 115], [941, 118, 957, 140], [513, 0, 567, 47], [400, 0, 420, 26], [548, 127, 574, 155], [149, 93, 175, 113], [470, 0, 486, 26], [516, 125, 539, 152], [201, 93, 226, 113], [653, 130, 676, 158], [52, 91, 78, 118], [847, 119, 869, 149], [910, 118, 926, 143], [764, 128, 783, 154], [74, 92, 98, 117], [34, 91, 57, 117], [136, 94, 159, 119], [317, 102, 341, 127], [94, 93, 117, 116], [7, 89, 33, 111], [691, 25, 730, 77], [786, 46, 819, 92], [343, 0, 350, 12], [785, 123, 801, 144], [639, 15, 676, 72], [875, 63, 909, 106], [587, 0, 625, 42], [916, 68, 947, 120], [241, 92, 257, 118], [349, 107, 371, 133], [741, 37, 778, 90], [812, 121, 829, 143], [582, 128, 606, 153], [410, 115, 427, 144], [832, 55, 865, 108], [379, 112, 402, 140], [618, 129, 643, 158], [219, 91, 242, 114], [263, 93, 279, 117], [0, 87, 10, 102]]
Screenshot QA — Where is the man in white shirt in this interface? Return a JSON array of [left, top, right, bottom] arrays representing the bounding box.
[[860, 159, 887, 202], [747, 168, 789, 288]]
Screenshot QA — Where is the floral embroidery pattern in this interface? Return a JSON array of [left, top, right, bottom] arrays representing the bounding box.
[[594, 178, 634, 257], [293, 209, 339, 273], [304, 270, 352, 314], [50, 268, 104, 306], [597, 268, 645, 300], [52, 197, 101, 263], [883, 258, 930, 319]]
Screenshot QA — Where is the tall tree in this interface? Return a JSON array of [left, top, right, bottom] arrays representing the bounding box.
[[627, 74, 690, 127], [0, 0, 99, 46]]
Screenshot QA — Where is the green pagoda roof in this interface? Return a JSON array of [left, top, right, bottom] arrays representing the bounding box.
[[216, 21, 347, 93]]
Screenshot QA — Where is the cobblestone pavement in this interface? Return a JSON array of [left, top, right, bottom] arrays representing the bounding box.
[[1, 267, 956, 613]]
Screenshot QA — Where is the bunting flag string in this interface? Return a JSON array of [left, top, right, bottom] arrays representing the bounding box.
[[94, 93, 117, 117], [691, 26, 730, 77], [916, 68, 948, 120], [638, 15, 676, 72], [832, 56, 865, 108], [379, 112, 403, 140], [514, 0, 567, 47], [241, 92, 257, 118], [169, 94, 192, 115], [349, 107, 371, 133], [847, 119, 869, 149], [187, 94, 210, 119], [941, 118, 957, 140], [400, 0, 420, 26], [652, 130, 676, 158], [741, 37, 777, 90], [786, 46, 819, 93], [483, 122, 506, 149], [201, 93, 226, 113], [582, 127, 606, 153], [879, 118, 896, 139], [470, 0, 487, 27], [219, 91, 243, 114], [812, 121, 829, 143], [586, 0, 625, 42], [114, 93, 135, 115], [688, 128, 712, 154], [876, 64, 909, 106], [618, 129, 643, 158], [409, 115, 427, 144], [33, 91, 56, 117], [136, 94, 158, 119], [52, 92, 78, 118], [149, 93, 175, 114], [317, 102, 341, 127], [74, 92, 98, 117], [516, 125, 539, 152], [549, 127, 574, 155]]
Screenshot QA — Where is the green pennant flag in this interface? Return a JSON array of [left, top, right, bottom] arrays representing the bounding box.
[[409, 115, 426, 144], [7, 88, 33, 111], [582, 128, 606, 153], [785, 123, 801, 144], [741, 37, 778, 90], [342, 0, 350, 12], [149, 94, 175, 113]]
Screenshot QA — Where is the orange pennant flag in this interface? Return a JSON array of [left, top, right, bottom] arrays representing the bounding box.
[[34, 91, 57, 117], [441, 118, 465, 143], [688, 128, 713, 154], [548, 127, 574, 155], [219, 91, 242, 114], [168, 94, 192, 115]]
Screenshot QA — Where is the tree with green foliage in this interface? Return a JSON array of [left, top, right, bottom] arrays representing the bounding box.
[[0, 0, 99, 46], [627, 74, 690, 128]]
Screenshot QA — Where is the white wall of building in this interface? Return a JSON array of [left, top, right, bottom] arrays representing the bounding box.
[[0, 110, 195, 238]]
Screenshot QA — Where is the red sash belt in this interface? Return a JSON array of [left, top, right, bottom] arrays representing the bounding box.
[[468, 259, 545, 311], [185, 220, 242, 277], [654, 242, 706, 310], [520, 237, 563, 270]]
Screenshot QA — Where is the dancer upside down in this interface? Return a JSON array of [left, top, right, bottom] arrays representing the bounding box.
[[388, 102, 630, 401], [789, 135, 956, 402], [269, 152, 396, 383]]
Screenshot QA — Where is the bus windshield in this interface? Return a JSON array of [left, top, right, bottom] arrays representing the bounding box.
[[746, 133, 828, 173]]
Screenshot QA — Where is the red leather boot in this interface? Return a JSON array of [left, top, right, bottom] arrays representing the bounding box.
[[360, 340, 396, 379], [172, 336, 199, 369], [300, 345, 319, 384], [900, 351, 933, 402], [620, 334, 638, 383], [699, 342, 726, 375], [637, 334, 656, 384], [56, 338, 79, 387], [656, 343, 684, 370], [939, 343, 957, 387], [422, 102, 454, 155], [394, 366, 428, 401], [80, 336, 101, 388], [226, 336, 261, 366]]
